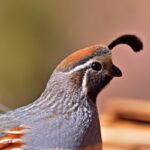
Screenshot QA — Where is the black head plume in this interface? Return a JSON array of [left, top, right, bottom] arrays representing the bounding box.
[[108, 34, 143, 52]]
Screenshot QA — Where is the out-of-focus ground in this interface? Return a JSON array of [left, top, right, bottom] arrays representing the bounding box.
[[0, 0, 150, 149], [101, 98, 150, 149]]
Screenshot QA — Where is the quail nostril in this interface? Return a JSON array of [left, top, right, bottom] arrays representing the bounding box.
[[112, 64, 122, 77]]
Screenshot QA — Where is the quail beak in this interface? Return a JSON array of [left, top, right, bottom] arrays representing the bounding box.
[[112, 64, 122, 77]]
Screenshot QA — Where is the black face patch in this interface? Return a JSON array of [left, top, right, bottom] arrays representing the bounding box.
[[85, 70, 113, 101]]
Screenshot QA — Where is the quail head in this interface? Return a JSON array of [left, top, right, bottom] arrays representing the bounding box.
[[0, 35, 143, 150]]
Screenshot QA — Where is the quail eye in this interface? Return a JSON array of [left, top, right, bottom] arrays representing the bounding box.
[[91, 62, 102, 71]]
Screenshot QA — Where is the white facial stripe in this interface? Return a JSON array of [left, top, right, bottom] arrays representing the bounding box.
[[65, 59, 94, 75], [81, 70, 88, 95]]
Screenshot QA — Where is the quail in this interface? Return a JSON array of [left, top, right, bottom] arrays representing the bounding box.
[[0, 35, 143, 150]]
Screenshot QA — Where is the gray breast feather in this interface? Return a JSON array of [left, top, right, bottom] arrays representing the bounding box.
[[22, 111, 101, 150]]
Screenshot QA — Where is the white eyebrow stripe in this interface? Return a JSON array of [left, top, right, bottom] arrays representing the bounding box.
[[65, 59, 94, 74]]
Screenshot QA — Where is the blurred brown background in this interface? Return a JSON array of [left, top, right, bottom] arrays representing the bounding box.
[[0, 1, 150, 149], [0, 0, 149, 109], [0, 0, 150, 108]]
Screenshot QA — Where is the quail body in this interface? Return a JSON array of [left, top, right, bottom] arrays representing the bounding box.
[[0, 35, 143, 150]]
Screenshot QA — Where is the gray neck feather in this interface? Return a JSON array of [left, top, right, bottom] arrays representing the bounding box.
[[10, 71, 101, 149], [13, 71, 96, 117]]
